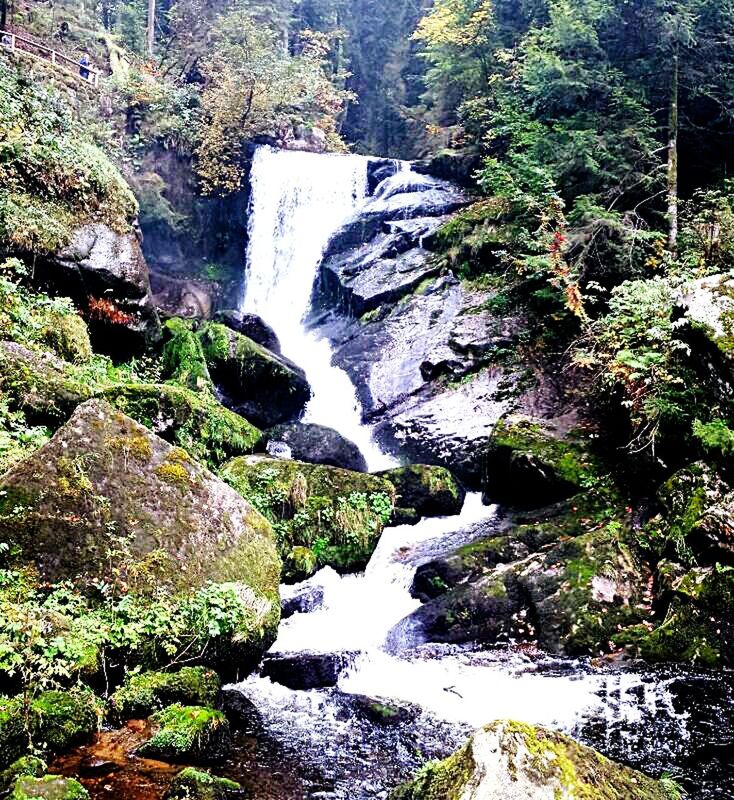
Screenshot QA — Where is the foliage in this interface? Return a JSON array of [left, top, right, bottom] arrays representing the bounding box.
[[195, 12, 352, 192], [0, 67, 137, 255]]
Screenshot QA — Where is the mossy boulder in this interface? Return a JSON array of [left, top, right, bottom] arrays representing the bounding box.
[[658, 461, 734, 565], [110, 667, 221, 720], [221, 455, 395, 579], [0, 758, 46, 795], [40, 312, 92, 365], [0, 342, 92, 426], [101, 383, 260, 468], [161, 318, 214, 393], [397, 505, 651, 656], [137, 705, 231, 764], [617, 566, 734, 667], [484, 415, 603, 508], [378, 464, 465, 520], [0, 400, 281, 604], [390, 720, 672, 799], [9, 776, 88, 800], [197, 323, 311, 428], [164, 768, 243, 800], [0, 690, 100, 769]]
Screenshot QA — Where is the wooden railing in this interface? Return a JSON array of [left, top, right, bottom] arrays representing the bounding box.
[[0, 29, 101, 87]]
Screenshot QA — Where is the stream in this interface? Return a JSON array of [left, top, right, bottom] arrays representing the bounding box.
[[55, 146, 734, 799]]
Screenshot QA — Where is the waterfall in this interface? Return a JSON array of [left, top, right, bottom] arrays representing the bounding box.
[[242, 145, 394, 470]]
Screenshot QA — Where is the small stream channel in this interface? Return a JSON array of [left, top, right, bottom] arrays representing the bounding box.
[[56, 147, 734, 799]]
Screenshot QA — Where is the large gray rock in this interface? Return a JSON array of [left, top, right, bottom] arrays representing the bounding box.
[[391, 720, 672, 800], [0, 399, 281, 601], [37, 223, 160, 356]]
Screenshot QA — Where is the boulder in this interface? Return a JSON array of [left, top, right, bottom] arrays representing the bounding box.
[[412, 147, 483, 186], [37, 223, 160, 358], [658, 461, 734, 565], [221, 455, 395, 579], [0, 342, 92, 426], [261, 423, 367, 472], [137, 705, 231, 764], [110, 667, 221, 720], [0, 399, 281, 602], [378, 464, 465, 520], [390, 720, 673, 800], [0, 691, 100, 769], [197, 323, 310, 428], [261, 651, 357, 690], [9, 776, 89, 800], [214, 310, 281, 354], [366, 158, 400, 195], [0, 758, 46, 796], [216, 689, 261, 732], [619, 566, 734, 667], [394, 507, 651, 656], [164, 768, 244, 800], [483, 415, 600, 508], [101, 383, 261, 468]]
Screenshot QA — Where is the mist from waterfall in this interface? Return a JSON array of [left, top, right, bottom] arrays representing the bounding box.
[[241, 145, 394, 470]]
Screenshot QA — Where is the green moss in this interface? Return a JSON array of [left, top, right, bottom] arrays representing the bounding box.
[[390, 739, 475, 800], [222, 456, 396, 579], [41, 314, 92, 365], [0, 757, 46, 795], [137, 705, 230, 763], [379, 464, 464, 519], [10, 775, 89, 800], [101, 383, 261, 469], [106, 432, 154, 463], [110, 667, 221, 720], [162, 319, 213, 393], [165, 767, 242, 800], [155, 459, 192, 489]]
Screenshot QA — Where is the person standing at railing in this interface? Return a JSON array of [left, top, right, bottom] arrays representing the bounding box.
[[78, 51, 90, 80]]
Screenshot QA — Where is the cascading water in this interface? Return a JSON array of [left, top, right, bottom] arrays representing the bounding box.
[[232, 147, 734, 800], [242, 145, 394, 470]]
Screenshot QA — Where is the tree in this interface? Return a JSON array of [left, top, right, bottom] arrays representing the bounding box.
[[147, 0, 155, 57]]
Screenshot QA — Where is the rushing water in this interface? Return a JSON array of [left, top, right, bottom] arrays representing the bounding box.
[[241, 145, 394, 470], [56, 147, 734, 799]]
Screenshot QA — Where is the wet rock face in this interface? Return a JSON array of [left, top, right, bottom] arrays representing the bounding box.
[[137, 705, 231, 764], [390, 720, 673, 800], [311, 169, 539, 486], [36, 223, 160, 358], [261, 423, 368, 472], [214, 310, 281, 354], [281, 582, 325, 618], [0, 399, 281, 601], [378, 464, 465, 520], [261, 652, 357, 690]]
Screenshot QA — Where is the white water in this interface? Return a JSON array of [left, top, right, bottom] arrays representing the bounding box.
[[242, 145, 395, 470], [235, 148, 692, 791]]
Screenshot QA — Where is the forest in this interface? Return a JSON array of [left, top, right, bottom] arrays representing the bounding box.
[[2, 0, 734, 797]]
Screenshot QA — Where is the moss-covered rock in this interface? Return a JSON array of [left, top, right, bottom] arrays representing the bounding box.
[[0, 690, 100, 770], [617, 566, 734, 667], [101, 383, 260, 468], [41, 313, 92, 365], [390, 720, 673, 799], [137, 705, 231, 764], [110, 667, 221, 720], [0, 400, 281, 607], [399, 504, 651, 656], [484, 415, 606, 508], [657, 461, 734, 565], [197, 323, 311, 428], [221, 455, 395, 579], [164, 768, 243, 800], [378, 464, 465, 520], [0, 757, 46, 795], [0, 342, 92, 426], [9, 775, 88, 800], [161, 318, 214, 393]]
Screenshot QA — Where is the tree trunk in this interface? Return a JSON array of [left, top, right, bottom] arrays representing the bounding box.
[[146, 0, 155, 58], [667, 46, 679, 255], [1, 0, 7, 31]]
